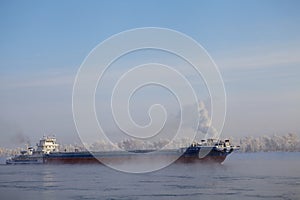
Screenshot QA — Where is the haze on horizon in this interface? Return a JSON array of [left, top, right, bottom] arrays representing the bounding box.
[[0, 0, 299, 148]]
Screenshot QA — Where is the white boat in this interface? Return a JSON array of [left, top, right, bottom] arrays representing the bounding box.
[[6, 136, 59, 164]]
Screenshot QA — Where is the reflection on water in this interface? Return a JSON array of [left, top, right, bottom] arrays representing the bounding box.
[[42, 168, 55, 187], [0, 152, 300, 200]]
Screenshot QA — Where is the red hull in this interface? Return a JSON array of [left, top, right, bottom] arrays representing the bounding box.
[[43, 154, 227, 165]]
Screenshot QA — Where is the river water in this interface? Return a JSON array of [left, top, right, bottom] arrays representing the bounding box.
[[0, 152, 299, 200]]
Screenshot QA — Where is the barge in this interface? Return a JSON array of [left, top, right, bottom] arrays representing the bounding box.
[[6, 136, 239, 165]]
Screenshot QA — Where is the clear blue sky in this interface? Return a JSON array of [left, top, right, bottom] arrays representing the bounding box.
[[0, 0, 299, 147]]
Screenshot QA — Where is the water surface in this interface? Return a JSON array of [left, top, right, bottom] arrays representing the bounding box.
[[0, 152, 299, 200]]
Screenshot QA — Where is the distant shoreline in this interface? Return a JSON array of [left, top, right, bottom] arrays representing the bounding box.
[[1, 133, 299, 157]]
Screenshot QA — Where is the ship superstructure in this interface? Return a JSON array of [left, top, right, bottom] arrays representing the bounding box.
[[36, 136, 59, 154]]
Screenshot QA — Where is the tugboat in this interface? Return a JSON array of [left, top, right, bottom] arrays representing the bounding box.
[[6, 136, 239, 164], [6, 136, 59, 164]]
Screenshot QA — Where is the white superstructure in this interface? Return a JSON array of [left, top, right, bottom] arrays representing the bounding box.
[[36, 136, 59, 154]]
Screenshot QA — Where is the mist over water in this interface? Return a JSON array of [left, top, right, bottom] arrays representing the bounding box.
[[0, 152, 299, 200]]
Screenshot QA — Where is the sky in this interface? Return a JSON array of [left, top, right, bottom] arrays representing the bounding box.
[[0, 0, 299, 147]]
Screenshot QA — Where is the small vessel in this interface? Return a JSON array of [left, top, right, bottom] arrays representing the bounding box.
[[6, 136, 239, 165], [6, 136, 59, 164]]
